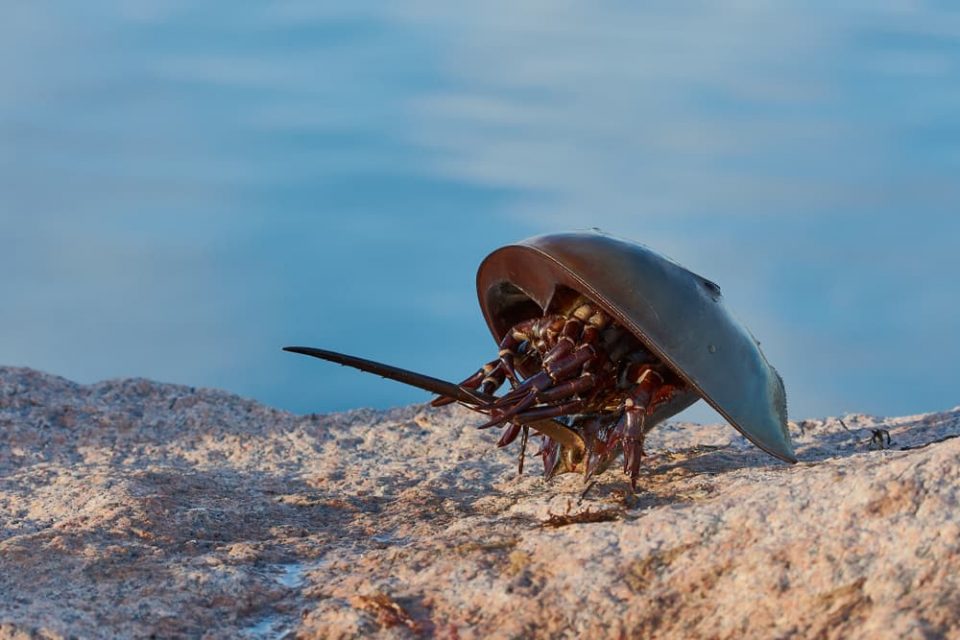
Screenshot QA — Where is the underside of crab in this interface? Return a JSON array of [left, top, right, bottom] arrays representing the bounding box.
[[431, 291, 698, 488], [286, 290, 699, 490]]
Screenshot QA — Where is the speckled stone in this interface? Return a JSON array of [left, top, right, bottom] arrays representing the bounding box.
[[0, 366, 958, 639]]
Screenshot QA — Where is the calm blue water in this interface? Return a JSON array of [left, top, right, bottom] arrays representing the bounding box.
[[2, 2, 958, 423]]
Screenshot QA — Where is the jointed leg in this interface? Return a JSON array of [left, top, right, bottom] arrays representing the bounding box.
[[615, 367, 664, 489]]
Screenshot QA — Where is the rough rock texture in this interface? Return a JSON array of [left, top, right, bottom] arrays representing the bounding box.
[[1, 366, 959, 639]]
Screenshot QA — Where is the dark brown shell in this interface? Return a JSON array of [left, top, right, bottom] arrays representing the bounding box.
[[475, 231, 795, 463]]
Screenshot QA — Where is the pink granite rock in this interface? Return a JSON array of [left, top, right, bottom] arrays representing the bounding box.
[[0, 366, 958, 639]]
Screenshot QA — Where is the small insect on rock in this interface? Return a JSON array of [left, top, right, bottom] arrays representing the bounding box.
[[285, 231, 796, 489]]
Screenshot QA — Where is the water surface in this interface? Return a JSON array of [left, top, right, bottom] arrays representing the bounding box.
[[2, 2, 958, 422]]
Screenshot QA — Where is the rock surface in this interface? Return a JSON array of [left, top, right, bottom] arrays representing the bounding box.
[[0, 366, 958, 639]]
